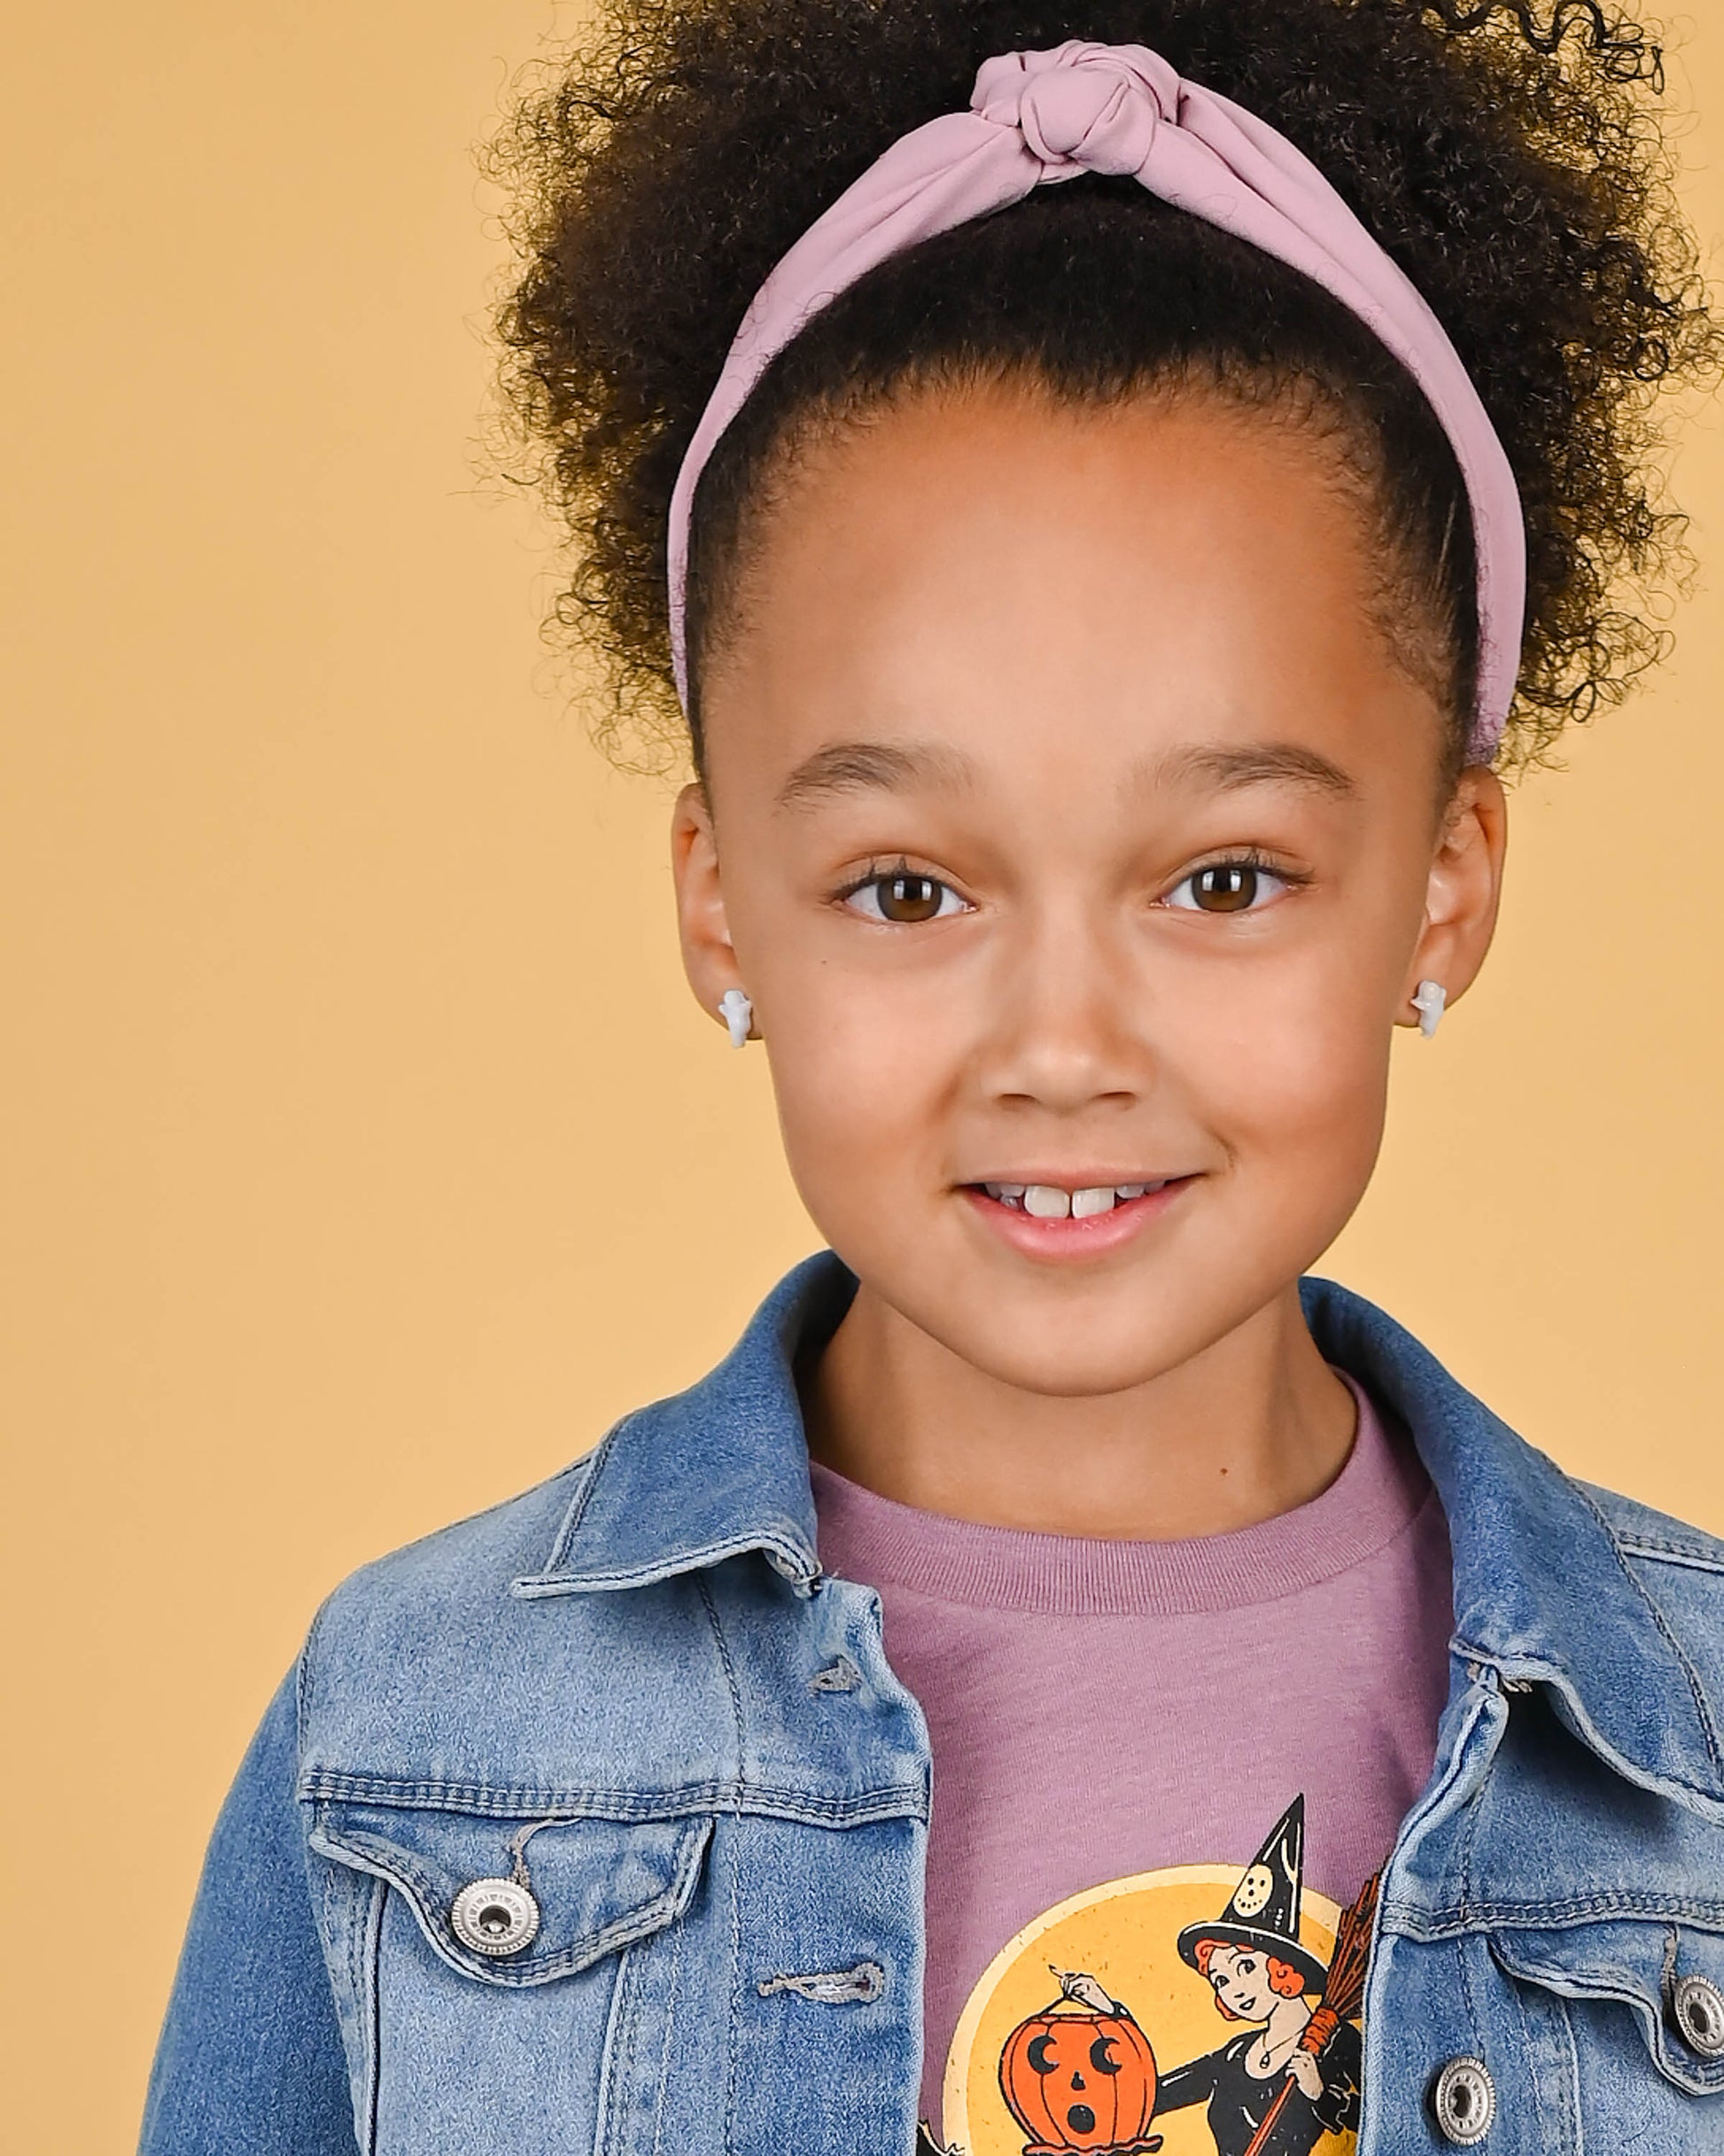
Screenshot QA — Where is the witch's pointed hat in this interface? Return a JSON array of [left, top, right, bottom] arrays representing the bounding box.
[[1176, 1796, 1327, 1995]]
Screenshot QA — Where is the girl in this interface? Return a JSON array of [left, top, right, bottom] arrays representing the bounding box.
[[143, 3, 1724, 2152]]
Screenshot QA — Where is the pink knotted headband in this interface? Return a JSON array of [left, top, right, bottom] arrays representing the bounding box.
[[666, 38, 1526, 761]]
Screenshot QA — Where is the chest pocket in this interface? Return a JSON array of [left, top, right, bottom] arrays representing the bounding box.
[[307, 1795, 717, 2156], [1490, 1916, 1724, 2136], [310, 1796, 713, 1985]]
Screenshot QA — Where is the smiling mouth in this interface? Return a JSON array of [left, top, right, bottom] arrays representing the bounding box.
[[972, 1179, 1180, 1219]]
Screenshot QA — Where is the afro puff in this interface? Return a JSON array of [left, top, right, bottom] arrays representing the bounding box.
[[488, 0, 1718, 775]]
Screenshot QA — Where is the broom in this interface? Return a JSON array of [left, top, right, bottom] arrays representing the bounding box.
[[1238, 1868, 1379, 2156]]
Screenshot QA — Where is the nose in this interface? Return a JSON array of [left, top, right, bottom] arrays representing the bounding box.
[[973, 898, 1149, 1115]]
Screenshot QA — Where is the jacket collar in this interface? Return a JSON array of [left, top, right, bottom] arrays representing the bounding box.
[[516, 1249, 1723, 1815], [1300, 1274, 1723, 1817], [517, 1251, 847, 1599]]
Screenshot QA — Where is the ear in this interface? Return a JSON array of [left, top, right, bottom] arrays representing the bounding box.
[[1398, 764, 1508, 1027], [670, 781, 753, 1036]]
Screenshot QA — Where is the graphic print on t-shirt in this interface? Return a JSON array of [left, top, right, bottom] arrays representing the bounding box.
[[924, 1798, 1378, 2156]]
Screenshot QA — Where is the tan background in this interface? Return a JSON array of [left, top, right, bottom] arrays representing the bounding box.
[[4, 4, 1722, 2148]]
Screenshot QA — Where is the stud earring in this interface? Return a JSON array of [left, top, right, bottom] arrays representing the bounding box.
[[718, 987, 753, 1048], [1412, 979, 1447, 1038]]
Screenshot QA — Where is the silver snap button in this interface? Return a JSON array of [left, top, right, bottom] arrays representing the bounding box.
[[1672, 1973, 1724, 2058], [1432, 2056, 1495, 2145], [450, 1877, 540, 1958]]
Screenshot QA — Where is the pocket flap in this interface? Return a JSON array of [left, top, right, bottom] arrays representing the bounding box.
[[1492, 1919, 1724, 2098], [308, 1799, 713, 1988]]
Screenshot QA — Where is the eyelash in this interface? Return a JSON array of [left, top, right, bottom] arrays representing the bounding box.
[[837, 849, 1305, 924], [1161, 849, 1305, 915], [836, 859, 970, 923]]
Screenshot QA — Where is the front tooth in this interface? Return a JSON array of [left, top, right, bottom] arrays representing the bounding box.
[[1072, 1186, 1117, 1218], [1023, 1185, 1072, 1219]]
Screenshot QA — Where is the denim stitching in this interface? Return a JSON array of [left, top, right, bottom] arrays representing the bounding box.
[[1661, 1922, 1681, 2005], [337, 1865, 361, 2109], [535, 1428, 630, 1577], [1456, 1931, 1483, 2069], [695, 1576, 748, 1794], [1489, 1940, 1724, 2094], [1556, 1994, 1584, 2156], [1549, 1990, 1578, 2155], [1616, 1537, 1724, 1576], [513, 1529, 816, 1598], [1502, 1943, 1581, 2152], [307, 1814, 713, 1988], [1384, 1895, 1724, 1937], [1573, 1477, 1724, 1779], [593, 1942, 636, 2156], [725, 1828, 741, 2156], [1498, 1945, 1544, 2142], [695, 1576, 747, 2156], [358, 1875, 384, 2156], [648, 1880, 686, 2156], [614, 1944, 645, 2156], [296, 1771, 927, 1827]]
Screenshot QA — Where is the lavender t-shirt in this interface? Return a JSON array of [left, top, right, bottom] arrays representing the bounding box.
[[809, 1375, 1453, 2154]]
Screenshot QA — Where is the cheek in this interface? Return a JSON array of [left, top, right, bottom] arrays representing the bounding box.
[[756, 953, 967, 1214], [1208, 959, 1390, 1160]]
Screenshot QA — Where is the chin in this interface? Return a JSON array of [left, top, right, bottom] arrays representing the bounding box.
[[937, 1301, 1202, 1398]]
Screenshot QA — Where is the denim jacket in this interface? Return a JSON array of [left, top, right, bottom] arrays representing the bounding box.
[[143, 1252, 1724, 2154]]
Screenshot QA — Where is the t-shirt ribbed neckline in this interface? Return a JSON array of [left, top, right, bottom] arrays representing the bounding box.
[[808, 1372, 1436, 1617]]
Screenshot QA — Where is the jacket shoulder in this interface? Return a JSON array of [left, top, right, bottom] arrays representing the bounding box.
[[310, 1446, 601, 1633], [294, 1447, 614, 1788], [1580, 1478, 1724, 1574], [1578, 1477, 1724, 1696]]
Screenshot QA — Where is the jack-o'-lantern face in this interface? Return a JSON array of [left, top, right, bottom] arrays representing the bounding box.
[[998, 1996, 1160, 2154]]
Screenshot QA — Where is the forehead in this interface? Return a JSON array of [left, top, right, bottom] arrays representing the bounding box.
[[700, 378, 1441, 803]]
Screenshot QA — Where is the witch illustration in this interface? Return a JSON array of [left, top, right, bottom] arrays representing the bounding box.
[[1153, 1799, 1372, 2156]]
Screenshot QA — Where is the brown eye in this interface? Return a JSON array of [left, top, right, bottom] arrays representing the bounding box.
[[845, 870, 960, 923], [1192, 865, 1258, 911], [1167, 860, 1288, 915]]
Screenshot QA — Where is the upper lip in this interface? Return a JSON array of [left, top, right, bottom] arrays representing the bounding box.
[[964, 1171, 1187, 1187]]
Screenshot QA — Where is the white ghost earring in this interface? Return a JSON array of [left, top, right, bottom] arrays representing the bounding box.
[[718, 987, 753, 1048], [1412, 979, 1447, 1038]]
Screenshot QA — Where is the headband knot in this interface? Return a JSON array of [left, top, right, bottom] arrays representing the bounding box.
[[973, 41, 1177, 176]]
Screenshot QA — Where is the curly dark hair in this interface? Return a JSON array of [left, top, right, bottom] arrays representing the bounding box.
[[488, 0, 1718, 777]]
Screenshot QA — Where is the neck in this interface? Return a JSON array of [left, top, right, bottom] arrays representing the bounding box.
[[1263, 1996, 1314, 2049], [799, 1279, 1356, 1542]]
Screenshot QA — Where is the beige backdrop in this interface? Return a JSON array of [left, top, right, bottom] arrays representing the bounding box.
[[4, 4, 1723, 2148]]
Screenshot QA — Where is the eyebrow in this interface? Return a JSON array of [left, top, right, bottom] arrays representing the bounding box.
[[773, 734, 1357, 812], [774, 738, 977, 813], [1142, 741, 1359, 799]]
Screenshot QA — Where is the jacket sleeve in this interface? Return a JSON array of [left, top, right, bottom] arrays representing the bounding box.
[[139, 1662, 359, 2155]]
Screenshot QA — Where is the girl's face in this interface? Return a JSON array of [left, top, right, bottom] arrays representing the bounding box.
[[1207, 1946, 1277, 2023], [673, 380, 1504, 1397]]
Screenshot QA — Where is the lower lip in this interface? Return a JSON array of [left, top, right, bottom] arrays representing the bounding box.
[[959, 1180, 1192, 1260]]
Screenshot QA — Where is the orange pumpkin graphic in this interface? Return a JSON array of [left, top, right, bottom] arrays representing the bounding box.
[[998, 1973, 1161, 2156]]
